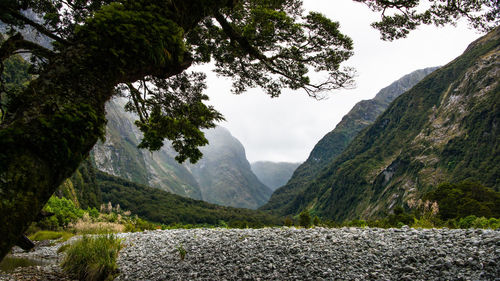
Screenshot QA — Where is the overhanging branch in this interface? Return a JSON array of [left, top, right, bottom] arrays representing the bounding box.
[[0, 33, 55, 61], [7, 9, 69, 45]]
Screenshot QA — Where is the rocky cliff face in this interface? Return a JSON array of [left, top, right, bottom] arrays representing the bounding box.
[[92, 99, 202, 200], [91, 101, 271, 209], [264, 27, 500, 220], [187, 127, 273, 209], [261, 67, 438, 214]]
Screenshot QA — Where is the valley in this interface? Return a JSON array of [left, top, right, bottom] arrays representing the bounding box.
[[1, 2, 499, 280], [263, 27, 500, 221]]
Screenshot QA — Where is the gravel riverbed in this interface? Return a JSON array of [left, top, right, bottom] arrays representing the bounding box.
[[1, 227, 498, 280], [116, 227, 500, 280], [0, 239, 78, 281]]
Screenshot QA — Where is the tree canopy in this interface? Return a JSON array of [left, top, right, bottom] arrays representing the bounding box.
[[0, 0, 497, 260], [1, 0, 497, 161]]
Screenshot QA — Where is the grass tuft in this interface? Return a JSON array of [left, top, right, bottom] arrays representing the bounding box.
[[61, 234, 122, 281], [29, 231, 74, 242]]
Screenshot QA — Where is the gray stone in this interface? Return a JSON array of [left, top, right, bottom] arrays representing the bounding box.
[[107, 227, 500, 281]]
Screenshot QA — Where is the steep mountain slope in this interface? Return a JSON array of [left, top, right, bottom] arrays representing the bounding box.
[[92, 99, 202, 199], [270, 28, 500, 221], [251, 161, 301, 191], [56, 160, 101, 209], [261, 67, 438, 213], [92, 101, 270, 209], [187, 127, 273, 209]]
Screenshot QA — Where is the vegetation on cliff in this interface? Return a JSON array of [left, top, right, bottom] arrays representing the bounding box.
[[264, 27, 500, 221], [262, 67, 439, 214]]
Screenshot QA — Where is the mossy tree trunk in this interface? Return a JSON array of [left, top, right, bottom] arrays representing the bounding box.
[[0, 0, 235, 260]]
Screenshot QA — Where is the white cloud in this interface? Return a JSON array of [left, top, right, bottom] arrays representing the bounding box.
[[203, 0, 483, 163]]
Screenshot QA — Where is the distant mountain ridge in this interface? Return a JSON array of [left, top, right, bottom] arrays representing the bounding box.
[[261, 67, 438, 214], [187, 127, 272, 209], [263, 27, 500, 220], [251, 161, 301, 191], [91, 100, 271, 209]]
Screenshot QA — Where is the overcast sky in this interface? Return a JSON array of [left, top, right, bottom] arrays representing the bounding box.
[[202, 0, 484, 164]]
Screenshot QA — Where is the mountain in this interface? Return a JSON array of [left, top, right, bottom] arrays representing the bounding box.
[[263, 27, 500, 221], [92, 100, 271, 209], [251, 161, 301, 191], [187, 127, 273, 209], [91, 99, 203, 200], [261, 67, 439, 214]]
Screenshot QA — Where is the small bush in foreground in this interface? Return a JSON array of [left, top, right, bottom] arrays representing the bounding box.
[[177, 243, 187, 261], [61, 234, 121, 281]]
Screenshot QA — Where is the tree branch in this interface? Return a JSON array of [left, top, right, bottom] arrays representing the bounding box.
[[215, 11, 349, 98], [7, 9, 69, 45], [125, 82, 146, 123], [0, 33, 55, 61]]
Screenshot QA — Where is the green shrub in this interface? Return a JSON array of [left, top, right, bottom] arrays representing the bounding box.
[[366, 219, 390, 228], [61, 234, 122, 281], [218, 220, 229, 228], [457, 215, 477, 229], [298, 210, 312, 228], [472, 216, 489, 228], [344, 219, 368, 228], [313, 216, 321, 226], [41, 196, 85, 229], [177, 244, 186, 261], [228, 220, 249, 228], [37, 216, 60, 230], [387, 207, 415, 226], [454, 216, 500, 229], [412, 217, 438, 228], [87, 207, 100, 219], [487, 217, 500, 229]]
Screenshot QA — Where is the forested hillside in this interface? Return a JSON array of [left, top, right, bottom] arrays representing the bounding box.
[[265, 28, 500, 221], [261, 67, 438, 214], [56, 160, 280, 226], [98, 171, 279, 226]]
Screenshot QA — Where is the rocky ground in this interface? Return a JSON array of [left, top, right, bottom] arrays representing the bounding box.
[[1, 227, 499, 280], [116, 227, 500, 280], [0, 239, 77, 281]]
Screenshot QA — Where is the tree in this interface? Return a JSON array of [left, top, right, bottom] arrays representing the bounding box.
[[0, 0, 497, 260], [298, 210, 311, 228]]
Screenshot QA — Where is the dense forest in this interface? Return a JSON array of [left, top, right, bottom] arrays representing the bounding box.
[[97, 171, 281, 227]]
